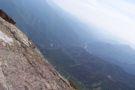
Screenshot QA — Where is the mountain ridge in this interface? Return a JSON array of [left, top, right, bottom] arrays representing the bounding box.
[[43, 46, 135, 90]]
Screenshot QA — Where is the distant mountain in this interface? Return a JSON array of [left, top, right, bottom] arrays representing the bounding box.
[[86, 42, 135, 74], [0, 0, 97, 49], [43, 47, 135, 90], [1, 1, 135, 90]]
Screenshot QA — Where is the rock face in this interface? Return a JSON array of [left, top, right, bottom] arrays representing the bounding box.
[[0, 16, 74, 90], [0, 9, 16, 25]]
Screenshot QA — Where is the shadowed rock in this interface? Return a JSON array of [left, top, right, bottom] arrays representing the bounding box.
[[0, 9, 16, 25]]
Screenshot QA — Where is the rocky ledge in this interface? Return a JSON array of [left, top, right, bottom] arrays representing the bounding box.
[[0, 9, 16, 25], [0, 15, 74, 90]]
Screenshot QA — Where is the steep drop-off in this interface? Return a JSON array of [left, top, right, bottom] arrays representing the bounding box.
[[0, 12, 74, 90]]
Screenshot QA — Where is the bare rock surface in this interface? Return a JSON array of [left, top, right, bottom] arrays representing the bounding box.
[[0, 17, 74, 90]]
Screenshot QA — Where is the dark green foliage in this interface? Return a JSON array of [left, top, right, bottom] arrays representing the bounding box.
[[68, 79, 80, 90], [1, 1, 135, 90], [43, 47, 135, 90]]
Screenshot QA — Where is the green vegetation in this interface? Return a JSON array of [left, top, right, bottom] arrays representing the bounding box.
[[68, 79, 80, 90]]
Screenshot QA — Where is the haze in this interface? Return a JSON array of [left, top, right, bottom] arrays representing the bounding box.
[[47, 0, 135, 48]]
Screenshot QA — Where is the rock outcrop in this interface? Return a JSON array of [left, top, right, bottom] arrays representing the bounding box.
[[0, 15, 74, 90], [0, 9, 16, 25]]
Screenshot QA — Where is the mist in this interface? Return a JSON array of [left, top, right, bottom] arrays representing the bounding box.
[[47, 0, 135, 48]]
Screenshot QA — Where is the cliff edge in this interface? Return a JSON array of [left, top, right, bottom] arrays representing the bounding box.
[[0, 13, 74, 90]]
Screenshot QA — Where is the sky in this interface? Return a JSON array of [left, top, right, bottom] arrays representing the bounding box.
[[47, 0, 135, 48]]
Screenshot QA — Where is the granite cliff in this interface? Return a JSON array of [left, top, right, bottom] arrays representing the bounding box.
[[0, 11, 74, 90]]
